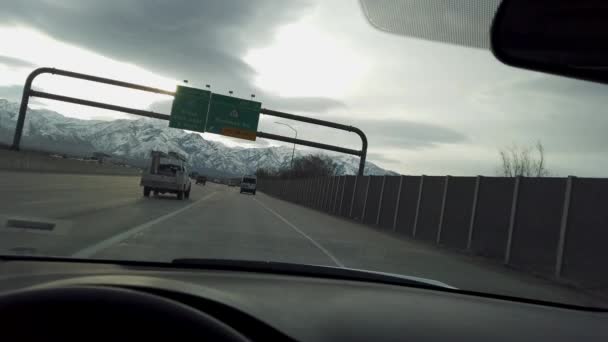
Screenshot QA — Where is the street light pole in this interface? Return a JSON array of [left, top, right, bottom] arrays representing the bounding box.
[[275, 121, 297, 170]]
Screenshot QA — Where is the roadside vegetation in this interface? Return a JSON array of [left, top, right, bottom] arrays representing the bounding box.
[[257, 154, 337, 179]]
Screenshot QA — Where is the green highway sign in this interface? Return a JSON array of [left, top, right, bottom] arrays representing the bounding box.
[[168, 87, 262, 141], [169, 85, 211, 133], [205, 94, 261, 141]]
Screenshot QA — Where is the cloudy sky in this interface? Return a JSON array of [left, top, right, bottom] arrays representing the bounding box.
[[1, 0, 606, 176]]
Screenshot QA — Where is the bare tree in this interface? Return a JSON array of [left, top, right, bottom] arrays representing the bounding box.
[[288, 154, 337, 178], [256, 154, 337, 180], [498, 141, 550, 177]]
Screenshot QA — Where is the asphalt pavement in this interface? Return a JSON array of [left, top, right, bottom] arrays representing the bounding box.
[[0, 170, 605, 306]]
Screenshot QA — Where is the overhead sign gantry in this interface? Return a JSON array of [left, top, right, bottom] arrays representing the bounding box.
[[10, 67, 368, 175]]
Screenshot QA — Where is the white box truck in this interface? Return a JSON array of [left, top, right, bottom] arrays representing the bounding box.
[[140, 151, 191, 200]]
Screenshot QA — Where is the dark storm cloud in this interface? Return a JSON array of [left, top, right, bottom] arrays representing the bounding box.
[[0, 1, 312, 89], [323, 117, 468, 148], [0, 55, 37, 69], [515, 76, 607, 98], [257, 91, 345, 113], [356, 119, 467, 147], [260, 114, 468, 151]]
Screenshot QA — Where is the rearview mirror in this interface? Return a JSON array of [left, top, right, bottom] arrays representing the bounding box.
[[491, 0, 608, 84]]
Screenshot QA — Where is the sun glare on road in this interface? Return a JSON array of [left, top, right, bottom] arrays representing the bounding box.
[[244, 21, 370, 99]]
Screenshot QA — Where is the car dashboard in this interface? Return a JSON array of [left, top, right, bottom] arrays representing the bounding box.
[[0, 258, 606, 341]]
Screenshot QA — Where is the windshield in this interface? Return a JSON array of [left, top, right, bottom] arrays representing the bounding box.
[[0, 0, 606, 308], [158, 164, 182, 174]]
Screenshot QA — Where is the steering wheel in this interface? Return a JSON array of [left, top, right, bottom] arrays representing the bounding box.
[[0, 286, 250, 341]]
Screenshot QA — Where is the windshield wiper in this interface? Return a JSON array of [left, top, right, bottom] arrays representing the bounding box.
[[171, 258, 454, 290]]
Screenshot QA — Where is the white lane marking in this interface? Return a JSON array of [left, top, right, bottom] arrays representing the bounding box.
[[72, 192, 217, 258], [22, 196, 137, 206], [21, 198, 68, 205], [253, 197, 344, 268]]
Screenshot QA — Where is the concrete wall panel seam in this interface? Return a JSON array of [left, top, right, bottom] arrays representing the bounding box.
[[392, 176, 404, 231], [467, 176, 481, 250], [555, 176, 574, 278], [436, 175, 450, 244], [412, 175, 425, 237], [505, 176, 522, 264], [361, 176, 372, 222], [376, 176, 387, 225], [349, 176, 359, 218]]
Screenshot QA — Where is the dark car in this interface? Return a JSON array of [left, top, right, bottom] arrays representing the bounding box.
[[195, 175, 207, 185]]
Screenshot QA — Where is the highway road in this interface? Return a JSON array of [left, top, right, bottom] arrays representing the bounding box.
[[0, 170, 605, 307]]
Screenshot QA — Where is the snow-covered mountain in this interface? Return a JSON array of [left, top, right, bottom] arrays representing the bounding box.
[[0, 99, 396, 176]]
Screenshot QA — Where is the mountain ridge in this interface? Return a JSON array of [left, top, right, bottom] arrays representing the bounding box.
[[0, 99, 397, 177]]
